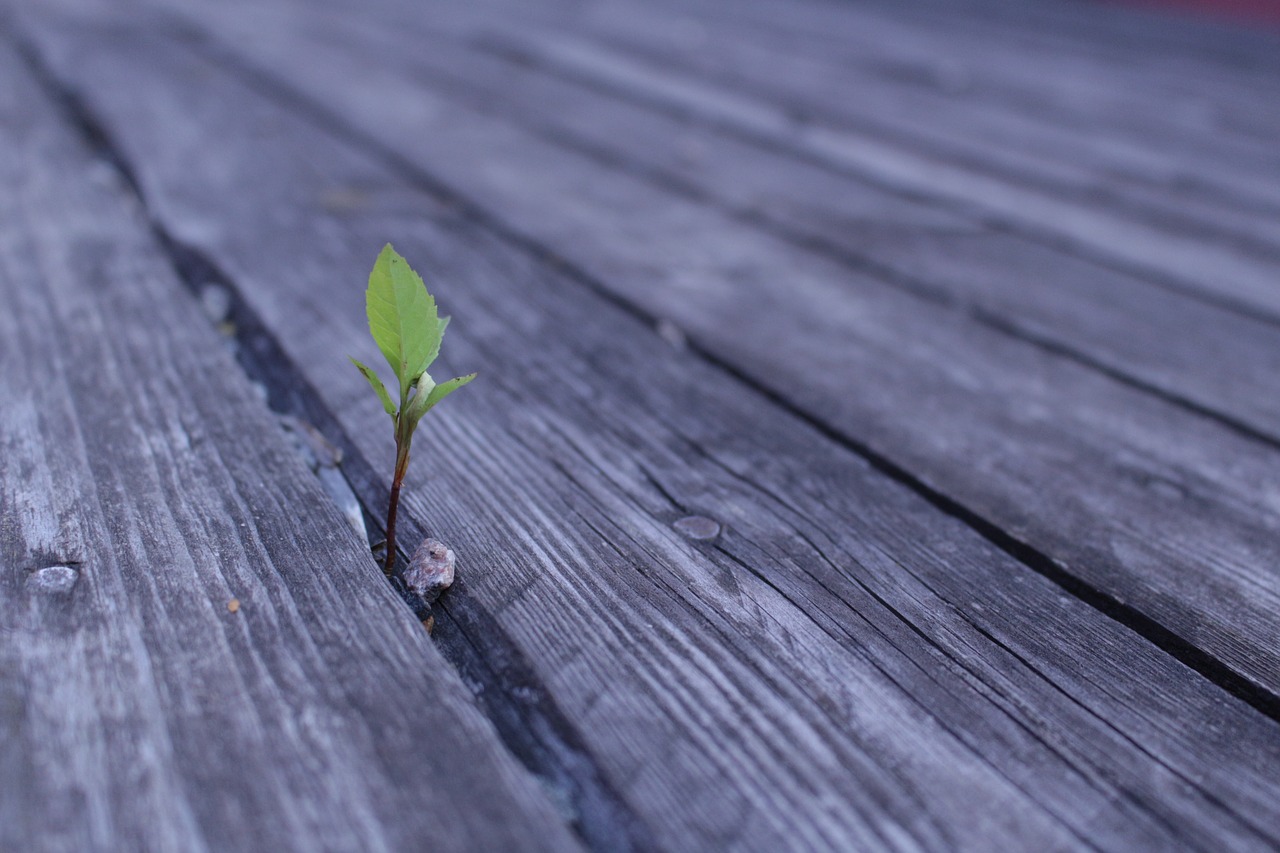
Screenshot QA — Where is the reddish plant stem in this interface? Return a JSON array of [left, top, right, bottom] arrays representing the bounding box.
[[384, 437, 411, 578]]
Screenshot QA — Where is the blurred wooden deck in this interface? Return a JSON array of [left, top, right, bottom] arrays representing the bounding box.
[[4, 0, 1280, 849]]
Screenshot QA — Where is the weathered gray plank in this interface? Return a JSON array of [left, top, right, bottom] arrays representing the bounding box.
[[122, 0, 1280, 702], [717, 0, 1280, 146], [17, 6, 1280, 851], [682, 5, 1280, 229], [467, 18, 1280, 321], [882, 0, 1280, 88], [496, 0, 1280, 241], [286, 0, 1280, 313], [0, 36, 579, 853], [845, 0, 1280, 122], [320, 0, 1280, 321], [243, 14, 1280, 449]]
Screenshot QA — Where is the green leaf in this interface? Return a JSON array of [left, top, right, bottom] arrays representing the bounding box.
[[365, 243, 440, 397], [430, 315, 450, 366], [406, 372, 476, 428], [349, 357, 397, 417]]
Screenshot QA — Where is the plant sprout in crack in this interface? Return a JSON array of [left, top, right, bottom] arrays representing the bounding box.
[[349, 244, 475, 591]]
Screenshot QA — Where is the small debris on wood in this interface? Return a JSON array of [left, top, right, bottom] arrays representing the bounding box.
[[404, 538, 456, 605], [227, 598, 240, 613]]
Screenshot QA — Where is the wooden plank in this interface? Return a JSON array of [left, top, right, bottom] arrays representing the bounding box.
[[465, 18, 1280, 321], [247, 16, 1280, 450], [0, 36, 579, 853], [685, 0, 1280, 158], [17, 7, 1280, 851], [309, 0, 1280, 321], [489, 0, 1280, 239], [497, 0, 1280, 201], [847, 0, 1280, 98], [120, 0, 1280, 703], [289, 0, 1280, 264], [876, 0, 1280, 87], [643, 0, 1280, 226]]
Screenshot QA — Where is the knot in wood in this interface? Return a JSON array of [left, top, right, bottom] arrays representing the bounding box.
[[27, 565, 79, 595], [404, 538, 456, 605]]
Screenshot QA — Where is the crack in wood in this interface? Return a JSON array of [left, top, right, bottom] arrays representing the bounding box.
[[9, 29, 644, 850], [129, 15, 1280, 723]]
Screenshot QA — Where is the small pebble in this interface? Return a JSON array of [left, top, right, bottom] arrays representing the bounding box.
[[674, 515, 721, 541], [404, 538, 456, 604], [27, 565, 79, 595]]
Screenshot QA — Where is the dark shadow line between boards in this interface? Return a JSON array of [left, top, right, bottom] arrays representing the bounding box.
[[150, 15, 1280, 726], [17, 12, 1280, 736], [7, 28, 648, 853]]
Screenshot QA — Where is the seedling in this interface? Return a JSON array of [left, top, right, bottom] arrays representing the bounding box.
[[350, 244, 475, 579]]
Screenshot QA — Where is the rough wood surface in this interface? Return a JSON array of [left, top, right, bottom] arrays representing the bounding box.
[[490, 20, 1280, 320], [11, 3, 1280, 851], [556, 0, 1280, 225], [114, 0, 1280, 703], [0, 36, 579, 853], [348, 0, 1280, 322], [226, 9, 1280, 446]]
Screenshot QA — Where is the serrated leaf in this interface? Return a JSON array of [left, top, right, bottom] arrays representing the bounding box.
[[366, 243, 440, 397], [423, 315, 450, 373], [349, 357, 397, 417], [406, 372, 476, 429]]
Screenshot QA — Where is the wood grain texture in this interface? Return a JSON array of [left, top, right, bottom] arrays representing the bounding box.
[[14, 6, 1280, 850], [640, 0, 1280, 192], [501, 0, 1280, 242], [811, 0, 1280, 151], [230, 11, 1280, 450], [0, 37, 579, 853], [116, 0, 1280, 702], [316, 0, 1280, 321], [468, 17, 1280, 320]]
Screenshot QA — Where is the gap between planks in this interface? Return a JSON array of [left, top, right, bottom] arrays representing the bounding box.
[[15, 4, 1280, 845], [139, 1, 1280, 715]]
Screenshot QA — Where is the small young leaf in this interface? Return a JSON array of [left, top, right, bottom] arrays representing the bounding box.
[[414, 370, 437, 400], [355, 243, 474, 581], [350, 357, 397, 417], [426, 372, 476, 407], [366, 243, 440, 396], [406, 372, 476, 428]]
